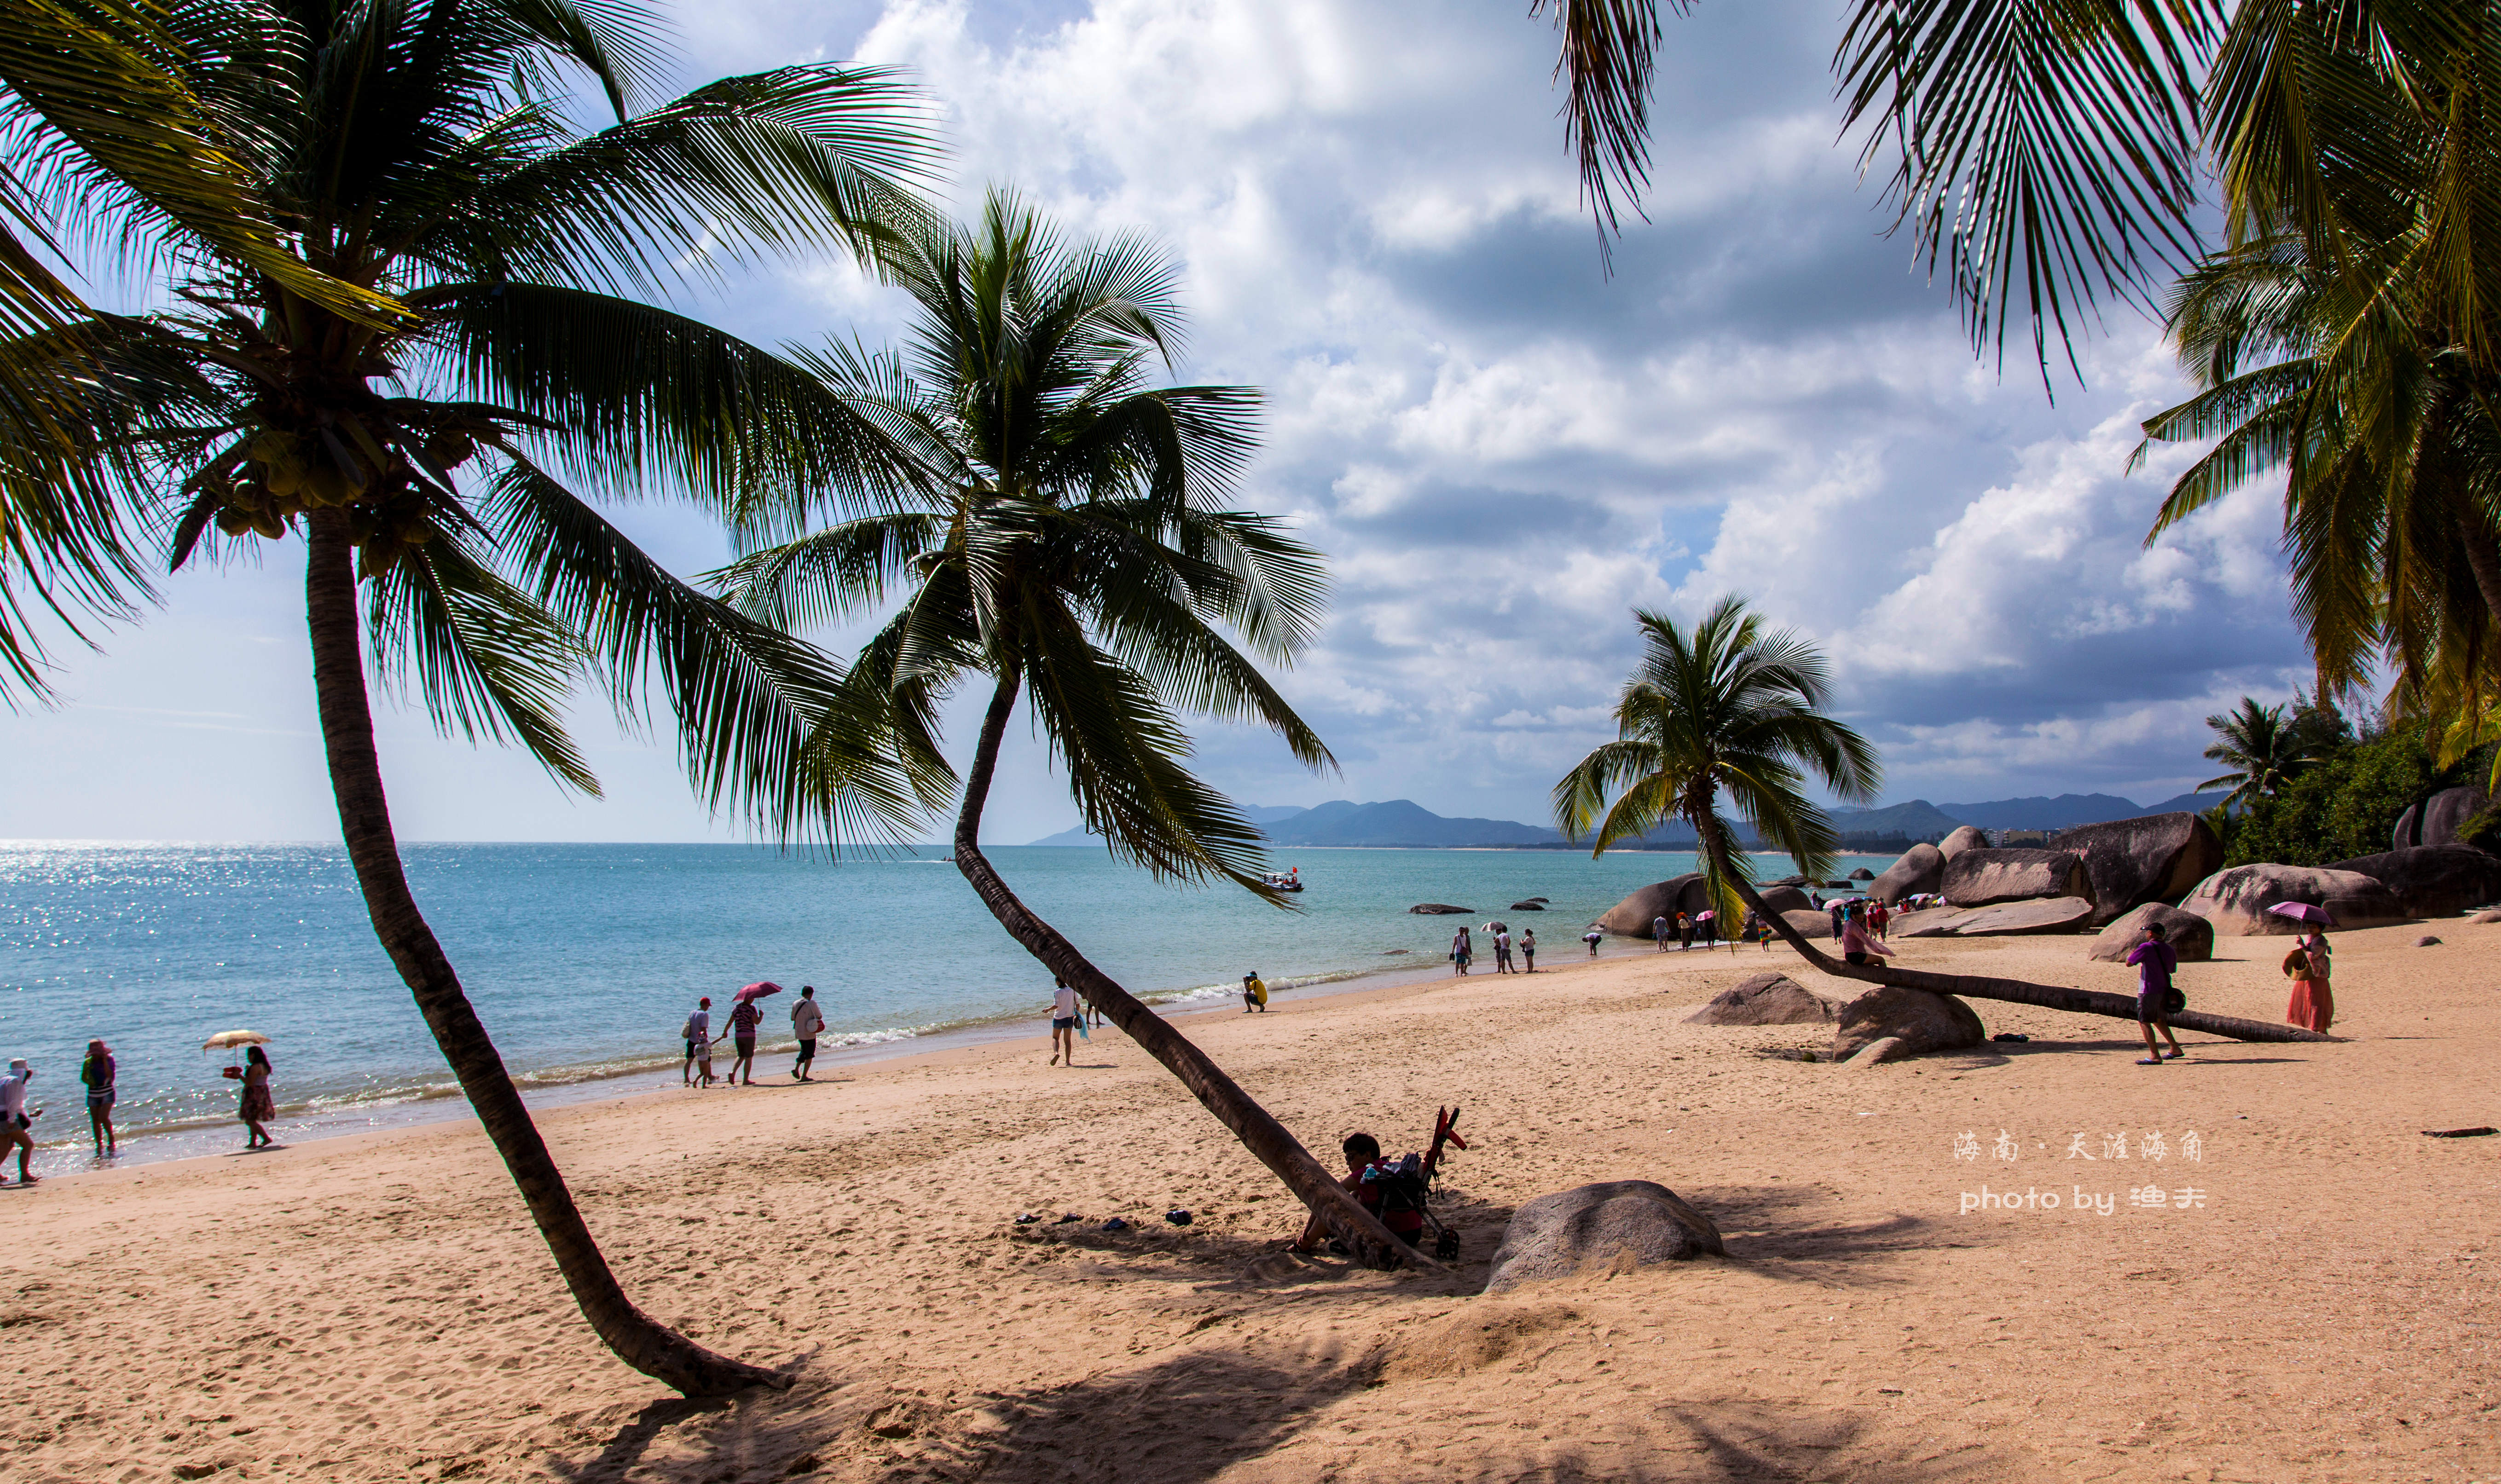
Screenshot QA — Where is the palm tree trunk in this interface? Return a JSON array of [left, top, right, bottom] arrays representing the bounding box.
[[302, 508, 781, 1396], [1696, 820, 2329, 1045], [951, 667, 1425, 1271]]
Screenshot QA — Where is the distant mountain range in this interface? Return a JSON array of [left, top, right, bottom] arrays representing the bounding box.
[[1024, 790, 2231, 849]]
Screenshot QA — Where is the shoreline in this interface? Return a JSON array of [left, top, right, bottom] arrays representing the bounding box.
[[19, 927, 1688, 1179], [8, 917, 2494, 1483]]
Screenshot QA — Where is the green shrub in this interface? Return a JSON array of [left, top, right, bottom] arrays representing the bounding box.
[[2219, 722, 2447, 866]]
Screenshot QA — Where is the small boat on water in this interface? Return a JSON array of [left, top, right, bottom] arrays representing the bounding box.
[[1262, 868, 1306, 893]]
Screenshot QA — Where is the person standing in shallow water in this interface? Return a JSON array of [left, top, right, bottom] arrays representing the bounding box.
[[237, 1045, 275, 1149], [81, 1040, 116, 1157], [2284, 930, 2334, 1034], [1, 1058, 38, 1184], [1519, 927, 1537, 972], [1451, 925, 1472, 975]]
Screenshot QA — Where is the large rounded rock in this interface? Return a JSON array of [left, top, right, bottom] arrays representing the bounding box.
[[1596, 875, 1712, 937], [1685, 973, 1838, 1026], [1870, 842, 1945, 904], [2179, 864, 2406, 935], [1942, 849, 2093, 908], [1939, 825, 1990, 860], [1892, 898, 2093, 937], [1829, 986, 1986, 1060], [2326, 844, 2501, 918], [1944, 896, 2095, 935], [2394, 785, 2490, 849], [1754, 884, 1813, 915], [1508, 900, 1546, 911], [1848, 867, 1876, 880], [1778, 908, 1834, 940], [2087, 903, 2215, 963], [2054, 812, 2225, 924], [1410, 903, 1474, 915], [1484, 1181, 1725, 1293]]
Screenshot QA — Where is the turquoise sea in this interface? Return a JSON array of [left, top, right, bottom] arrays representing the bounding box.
[[0, 841, 1892, 1172]]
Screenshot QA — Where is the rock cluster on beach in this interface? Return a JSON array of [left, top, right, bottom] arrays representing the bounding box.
[[1853, 810, 2501, 951], [2393, 784, 2489, 849]]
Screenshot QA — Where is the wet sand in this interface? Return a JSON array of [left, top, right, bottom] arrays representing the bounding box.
[[3, 921, 2495, 1482]]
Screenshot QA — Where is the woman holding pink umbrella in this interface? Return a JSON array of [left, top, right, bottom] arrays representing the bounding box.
[[722, 983, 781, 1086], [2274, 906, 2335, 1034]]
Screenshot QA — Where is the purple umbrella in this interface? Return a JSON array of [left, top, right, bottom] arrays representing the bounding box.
[[2268, 902, 2336, 927]]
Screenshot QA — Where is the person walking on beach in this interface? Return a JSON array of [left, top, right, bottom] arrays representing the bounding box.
[[81, 1039, 116, 1157], [1050, 979, 1081, 1065], [1, 1059, 38, 1184], [1652, 914, 1670, 953], [237, 1045, 275, 1149], [1492, 925, 1514, 973], [1519, 928, 1537, 972], [2129, 922, 2187, 1063], [682, 997, 712, 1086], [1451, 925, 1473, 975], [2284, 930, 2333, 1034], [1241, 971, 1269, 1012], [1829, 900, 1846, 940], [790, 986, 824, 1082], [1869, 900, 1890, 937], [723, 993, 763, 1085], [1676, 911, 1692, 951]]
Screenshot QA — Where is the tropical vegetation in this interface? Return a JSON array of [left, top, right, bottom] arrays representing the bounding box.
[[711, 191, 1414, 1268], [1, 0, 945, 1394]]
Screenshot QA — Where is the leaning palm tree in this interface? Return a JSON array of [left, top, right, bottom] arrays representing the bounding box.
[[713, 191, 1415, 1268], [6, 0, 945, 1393], [2198, 698, 2318, 813], [1557, 598, 2328, 1044]]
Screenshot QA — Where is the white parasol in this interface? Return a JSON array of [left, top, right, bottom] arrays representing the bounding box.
[[202, 1029, 272, 1051]]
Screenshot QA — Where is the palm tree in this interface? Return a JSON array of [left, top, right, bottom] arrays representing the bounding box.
[[0, 0, 425, 694], [2198, 698, 2320, 813], [712, 191, 1417, 1269], [1557, 598, 2329, 1044], [5, 0, 946, 1394], [1552, 596, 1883, 903]]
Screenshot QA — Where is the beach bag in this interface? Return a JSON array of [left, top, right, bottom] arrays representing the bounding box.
[[2163, 987, 2186, 1015]]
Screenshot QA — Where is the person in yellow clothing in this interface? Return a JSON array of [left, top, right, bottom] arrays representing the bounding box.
[[1241, 971, 1269, 1013]]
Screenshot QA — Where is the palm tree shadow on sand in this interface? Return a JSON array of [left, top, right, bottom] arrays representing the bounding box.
[[544, 1342, 2012, 1484]]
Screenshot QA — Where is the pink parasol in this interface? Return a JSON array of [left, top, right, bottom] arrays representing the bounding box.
[[2268, 902, 2336, 927], [735, 982, 784, 1004]]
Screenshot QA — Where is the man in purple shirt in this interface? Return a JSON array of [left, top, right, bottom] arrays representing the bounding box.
[[2126, 922, 2185, 1064]]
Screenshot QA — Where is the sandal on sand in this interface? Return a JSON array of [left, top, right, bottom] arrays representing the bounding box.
[[2163, 1049, 2185, 1059], [2136, 1057, 2163, 1065]]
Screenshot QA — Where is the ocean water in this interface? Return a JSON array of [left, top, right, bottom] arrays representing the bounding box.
[[0, 841, 1891, 1167]]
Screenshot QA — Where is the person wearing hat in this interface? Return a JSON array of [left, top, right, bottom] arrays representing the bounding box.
[[1241, 971, 1268, 1013], [0, 1058, 37, 1184], [80, 1039, 116, 1157]]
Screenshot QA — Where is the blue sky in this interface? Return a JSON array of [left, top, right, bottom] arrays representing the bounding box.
[[0, 0, 2309, 845]]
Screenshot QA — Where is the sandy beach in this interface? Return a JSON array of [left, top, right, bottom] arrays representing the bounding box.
[[5, 922, 2497, 1484]]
